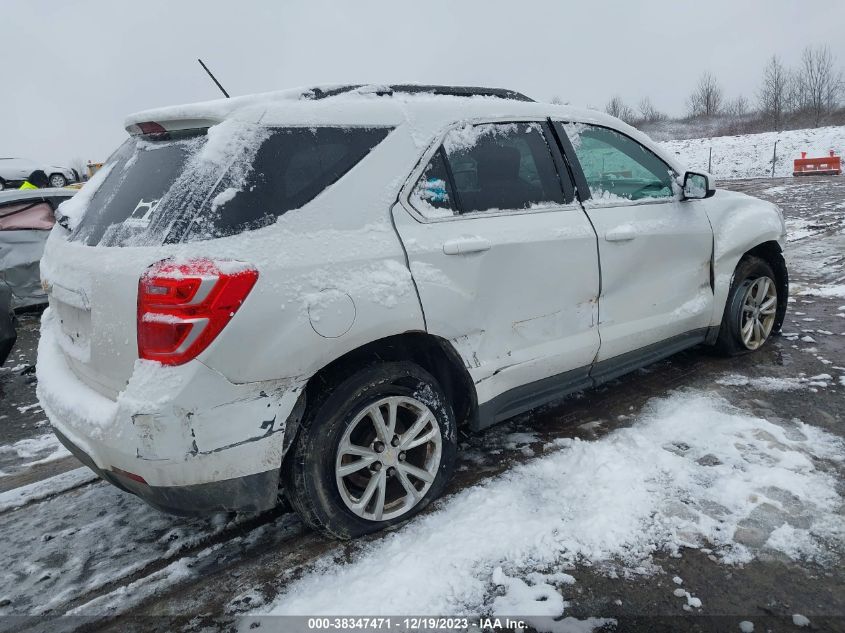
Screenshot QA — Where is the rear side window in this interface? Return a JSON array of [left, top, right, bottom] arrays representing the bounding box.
[[70, 124, 391, 246], [408, 149, 457, 216], [410, 122, 568, 216], [562, 123, 675, 202]]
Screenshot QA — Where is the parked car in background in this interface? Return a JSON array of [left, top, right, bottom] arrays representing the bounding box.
[[0, 282, 14, 367], [0, 158, 79, 190], [37, 84, 787, 539], [0, 188, 75, 308]]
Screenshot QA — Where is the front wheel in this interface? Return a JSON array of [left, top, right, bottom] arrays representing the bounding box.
[[715, 256, 782, 356], [49, 173, 68, 188], [285, 362, 457, 539]]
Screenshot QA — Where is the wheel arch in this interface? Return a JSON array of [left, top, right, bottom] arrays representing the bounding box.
[[281, 332, 478, 468], [742, 240, 789, 332]]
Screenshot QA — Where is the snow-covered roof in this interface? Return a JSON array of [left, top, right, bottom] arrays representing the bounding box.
[[127, 84, 613, 133], [124, 83, 684, 174]]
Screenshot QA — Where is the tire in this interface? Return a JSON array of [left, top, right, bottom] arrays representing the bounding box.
[[0, 178, 5, 191], [714, 256, 781, 356], [49, 173, 68, 188], [285, 362, 457, 539]]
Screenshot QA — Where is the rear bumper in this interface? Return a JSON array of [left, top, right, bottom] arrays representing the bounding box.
[[54, 427, 277, 515], [37, 307, 306, 515]]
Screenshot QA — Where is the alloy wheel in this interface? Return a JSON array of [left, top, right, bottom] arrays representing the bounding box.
[[740, 275, 777, 350], [335, 395, 442, 522]]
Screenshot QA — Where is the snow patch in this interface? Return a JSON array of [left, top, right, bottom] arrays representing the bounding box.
[[715, 373, 831, 390], [250, 392, 845, 619], [659, 126, 845, 180], [793, 614, 811, 627], [799, 285, 845, 300], [0, 468, 98, 512]]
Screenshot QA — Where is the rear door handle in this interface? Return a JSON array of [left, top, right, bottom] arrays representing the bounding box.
[[443, 236, 492, 255], [605, 225, 637, 242]]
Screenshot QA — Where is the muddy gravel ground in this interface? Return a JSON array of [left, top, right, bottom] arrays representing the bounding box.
[[0, 176, 843, 633]]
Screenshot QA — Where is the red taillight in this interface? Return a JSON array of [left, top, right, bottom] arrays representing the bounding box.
[[112, 467, 148, 485], [137, 258, 258, 366]]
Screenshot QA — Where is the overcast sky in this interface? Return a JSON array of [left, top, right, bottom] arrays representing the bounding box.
[[3, 0, 844, 167]]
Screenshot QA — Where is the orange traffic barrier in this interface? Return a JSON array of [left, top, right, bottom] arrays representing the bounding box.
[[793, 150, 841, 176]]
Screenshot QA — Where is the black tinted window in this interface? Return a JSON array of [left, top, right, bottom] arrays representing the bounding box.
[[441, 122, 565, 213], [70, 125, 391, 246]]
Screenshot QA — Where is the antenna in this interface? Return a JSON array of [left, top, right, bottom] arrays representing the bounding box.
[[197, 58, 230, 98]]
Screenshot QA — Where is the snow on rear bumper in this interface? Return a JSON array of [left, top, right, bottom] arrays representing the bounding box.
[[36, 308, 304, 501]]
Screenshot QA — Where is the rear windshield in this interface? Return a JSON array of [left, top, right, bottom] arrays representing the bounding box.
[[69, 123, 391, 246]]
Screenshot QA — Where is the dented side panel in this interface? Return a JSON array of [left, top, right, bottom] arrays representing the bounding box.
[[705, 189, 787, 327], [392, 202, 601, 406], [584, 198, 715, 362], [37, 309, 304, 488]]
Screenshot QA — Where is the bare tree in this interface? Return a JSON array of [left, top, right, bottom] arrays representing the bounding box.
[[687, 72, 724, 118], [637, 97, 665, 123], [725, 95, 749, 118], [758, 55, 789, 129], [798, 45, 843, 126], [605, 95, 636, 124], [784, 69, 806, 115]]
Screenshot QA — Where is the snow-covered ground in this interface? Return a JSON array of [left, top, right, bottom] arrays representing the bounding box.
[[659, 126, 845, 180], [0, 176, 843, 630], [245, 391, 844, 628]]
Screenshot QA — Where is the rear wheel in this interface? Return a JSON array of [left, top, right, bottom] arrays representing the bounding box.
[[285, 362, 457, 539], [49, 173, 67, 188], [715, 256, 781, 356]]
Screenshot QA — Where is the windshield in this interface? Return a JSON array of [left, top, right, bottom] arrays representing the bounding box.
[[69, 122, 391, 246]]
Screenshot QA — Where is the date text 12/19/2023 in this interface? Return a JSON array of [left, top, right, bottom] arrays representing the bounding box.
[[305, 617, 527, 630]]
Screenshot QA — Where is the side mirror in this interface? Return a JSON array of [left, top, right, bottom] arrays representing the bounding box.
[[682, 171, 715, 200]]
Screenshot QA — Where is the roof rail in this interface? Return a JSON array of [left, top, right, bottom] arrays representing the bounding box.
[[300, 84, 534, 102]]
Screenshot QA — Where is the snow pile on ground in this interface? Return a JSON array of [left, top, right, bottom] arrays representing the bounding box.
[[659, 126, 845, 179], [715, 373, 833, 391], [0, 432, 70, 477], [798, 284, 845, 300], [248, 392, 844, 627]]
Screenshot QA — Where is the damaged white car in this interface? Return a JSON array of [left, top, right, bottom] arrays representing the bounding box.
[[0, 187, 75, 309], [36, 84, 788, 538]]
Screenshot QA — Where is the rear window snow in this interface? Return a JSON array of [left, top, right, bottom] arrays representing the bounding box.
[[69, 122, 391, 246]]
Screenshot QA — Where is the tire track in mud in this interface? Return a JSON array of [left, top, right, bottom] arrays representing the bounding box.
[[0, 468, 98, 515], [7, 504, 301, 633]]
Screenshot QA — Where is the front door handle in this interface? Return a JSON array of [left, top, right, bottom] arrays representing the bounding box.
[[443, 236, 492, 255], [605, 225, 637, 242]]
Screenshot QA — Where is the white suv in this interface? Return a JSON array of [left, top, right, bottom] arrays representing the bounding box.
[[37, 84, 788, 538]]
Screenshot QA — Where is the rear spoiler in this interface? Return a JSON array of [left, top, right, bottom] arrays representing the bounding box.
[[125, 118, 220, 136]]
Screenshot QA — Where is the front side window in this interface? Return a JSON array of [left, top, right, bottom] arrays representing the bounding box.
[[410, 122, 567, 216], [563, 123, 675, 203]]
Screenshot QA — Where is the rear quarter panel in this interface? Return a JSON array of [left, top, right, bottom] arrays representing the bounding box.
[[197, 124, 427, 383]]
